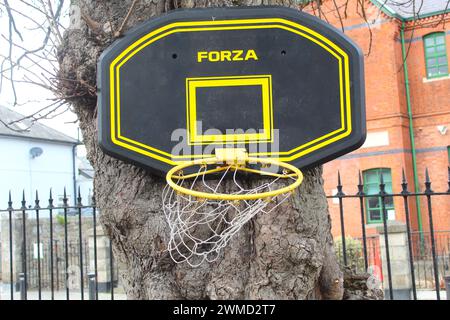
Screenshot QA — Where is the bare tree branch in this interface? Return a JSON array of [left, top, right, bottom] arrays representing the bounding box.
[[115, 0, 140, 37], [0, 0, 68, 122]]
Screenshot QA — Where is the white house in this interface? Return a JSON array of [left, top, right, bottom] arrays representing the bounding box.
[[76, 153, 95, 206], [0, 105, 93, 209]]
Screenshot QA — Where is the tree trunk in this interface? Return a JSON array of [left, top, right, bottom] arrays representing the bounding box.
[[58, 0, 343, 299]]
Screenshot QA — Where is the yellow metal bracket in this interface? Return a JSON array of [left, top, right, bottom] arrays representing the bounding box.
[[214, 148, 248, 165]]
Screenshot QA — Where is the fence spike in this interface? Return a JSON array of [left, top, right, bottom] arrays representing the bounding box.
[[425, 168, 433, 194], [357, 171, 364, 195], [21, 189, 26, 209], [401, 168, 409, 194], [8, 190, 13, 209], [48, 188, 54, 208], [63, 187, 68, 207], [91, 194, 96, 207], [34, 190, 40, 209], [336, 171, 344, 196], [77, 186, 82, 207], [379, 173, 386, 194], [425, 168, 431, 183]]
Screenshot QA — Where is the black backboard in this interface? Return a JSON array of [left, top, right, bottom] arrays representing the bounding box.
[[98, 6, 366, 176]]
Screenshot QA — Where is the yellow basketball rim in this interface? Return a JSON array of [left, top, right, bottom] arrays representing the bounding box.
[[165, 155, 304, 201]]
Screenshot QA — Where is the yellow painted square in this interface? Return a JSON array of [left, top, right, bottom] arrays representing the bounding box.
[[186, 75, 273, 145]]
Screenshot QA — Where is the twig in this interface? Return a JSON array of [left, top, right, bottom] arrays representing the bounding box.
[[80, 9, 103, 34], [115, 0, 139, 37]]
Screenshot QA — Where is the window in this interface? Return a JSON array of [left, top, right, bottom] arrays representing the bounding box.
[[363, 168, 394, 224], [423, 33, 448, 79], [448, 146, 450, 163]]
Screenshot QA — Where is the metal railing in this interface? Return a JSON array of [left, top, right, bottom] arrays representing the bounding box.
[[328, 168, 450, 300], [0, 188, 118, 300], [1, 167, 449, 300]]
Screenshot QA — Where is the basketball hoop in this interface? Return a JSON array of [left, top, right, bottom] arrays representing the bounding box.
[[162, 149, 303, 267], [98, 7, 365, 267]]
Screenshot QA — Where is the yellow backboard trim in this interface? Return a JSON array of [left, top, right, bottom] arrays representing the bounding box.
[[108, 18, 352, 164], [186, 75, 273, 145]]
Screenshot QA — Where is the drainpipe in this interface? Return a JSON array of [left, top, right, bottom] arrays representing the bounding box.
[[72, 143, 80, 207], [400, 22, 424, 236]]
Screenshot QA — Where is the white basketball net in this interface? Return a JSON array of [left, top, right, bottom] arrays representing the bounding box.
[[162, 165, 296, 267]]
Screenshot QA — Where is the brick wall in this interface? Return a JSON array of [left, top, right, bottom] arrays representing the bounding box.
[[304, 1, 450, 238]]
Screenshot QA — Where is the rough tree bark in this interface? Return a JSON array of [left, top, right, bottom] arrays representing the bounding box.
[[58, 0, 344, 299]]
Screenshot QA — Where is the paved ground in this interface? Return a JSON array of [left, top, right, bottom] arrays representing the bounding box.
[[416, 290, 447, 300], [0, 283, 447, 300], [0, 283, 126, 300]]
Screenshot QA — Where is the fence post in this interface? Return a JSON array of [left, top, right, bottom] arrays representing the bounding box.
[[444, 276, 450, 300], [19, 273, 26, 300], [377, 222, 413, 300], [336, 172, 347, 266], [88, 226, 112, 293], [424, 169, 440, 300], [88, 272, 96, 300]]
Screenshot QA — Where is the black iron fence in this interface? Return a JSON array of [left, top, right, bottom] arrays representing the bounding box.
[[0, 188, 119, 300], [328, 168, 450, 300], [1, 167, 449, 300]]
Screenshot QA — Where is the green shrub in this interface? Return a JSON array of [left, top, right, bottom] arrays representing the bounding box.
[[56, 214, 66, 226], [334, 236, 365, 272]]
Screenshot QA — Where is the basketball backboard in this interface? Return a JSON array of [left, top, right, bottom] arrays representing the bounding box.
[[98, 6, 366, 176]]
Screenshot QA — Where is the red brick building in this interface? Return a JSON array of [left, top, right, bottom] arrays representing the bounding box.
[[303, 0, 450, 238]]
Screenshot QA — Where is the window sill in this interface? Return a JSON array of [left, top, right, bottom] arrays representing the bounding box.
[[365, 220, 397, 228], [423, 74, 450, 83], [366, 222, 383, 227]]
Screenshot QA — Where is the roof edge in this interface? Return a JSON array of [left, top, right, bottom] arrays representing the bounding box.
[[0, 105, 79, 144], [370, 0, 450, 22], [0, 133, 80, 145], [369, 0, 399, 19]]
